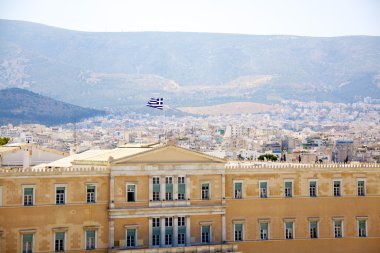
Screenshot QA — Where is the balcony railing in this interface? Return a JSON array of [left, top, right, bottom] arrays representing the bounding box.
[[111, 244, 240, 253]]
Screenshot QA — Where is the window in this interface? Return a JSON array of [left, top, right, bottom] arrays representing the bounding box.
[[165, 177, 173, 201], [55, 187, 65, 205], [166, 177, 173, 184], [152, 218, 160, 227], [334, 220, 343, 238], [234, 182, 242, 199], [165, 217, 173, 227], [178, 176, 185, 184], [126, 229, 136, 247], [152, 234, 160, 246], [357, 180, 365, 196], [22, 234, 33, 253], [165, 217, 173, 246], [309, 221, 318, 239], [285, 222, 294, 239], [309, 180, 317, 197], [86, 185, 96, 203], [259, 181, 268, 198], [178, 176, 186, 200], [333, 180, 341, 197], [178, 216, 186, 245], [152, 218, 160, 246], [284, 181, 293, 197], [201, 225, 210, 243], [178, 232, 185, 245], [234, 224, 243, 241], [127, 185, 136, 202], [178, 217, 185, 227], [260, 222, 269, 240], [165, 234, 172, 245], [55, 232, 65, 252], [152, 177, 160, 201], [201, 183, 209, 200], [358, 220, 367, 237], [85, 230, 96, 250], [23, 187, 34, 206]]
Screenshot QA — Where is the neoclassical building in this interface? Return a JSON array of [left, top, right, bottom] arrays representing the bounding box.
[[0, 143, 379, 253]]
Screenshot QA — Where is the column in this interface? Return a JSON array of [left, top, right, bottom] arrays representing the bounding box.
[[222, 214, 226, 243], [221, 174, 226, 205], [149, 176, 153, 202], [160, 217, 166, 247], [110, 174, 115, 208], [160, 176, 165, 202], [186, 176, 191, 206], [174, 176, 178, 203], [173, 216, 178, 247], [148, 217, 152, 247], [109, 219, 115, 248], [186, 216, 191, 246]]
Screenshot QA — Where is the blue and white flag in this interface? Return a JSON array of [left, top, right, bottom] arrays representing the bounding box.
[[146, 97, 164, 110]]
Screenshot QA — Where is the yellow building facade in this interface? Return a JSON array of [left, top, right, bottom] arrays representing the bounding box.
[[0, 144, 379, 253]]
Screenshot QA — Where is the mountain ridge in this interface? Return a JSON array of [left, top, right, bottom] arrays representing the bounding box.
[[0, 88, 106, 125], [0, 19, 379, 109]]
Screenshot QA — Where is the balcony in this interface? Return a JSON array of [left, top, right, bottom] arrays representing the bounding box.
[[111, 244, 241, 253]]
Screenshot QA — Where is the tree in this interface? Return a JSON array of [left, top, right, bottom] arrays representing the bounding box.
[[0, 137, 10, 146], [258, 154, 278, 162]]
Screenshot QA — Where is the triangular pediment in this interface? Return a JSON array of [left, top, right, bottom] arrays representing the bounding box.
[[113, 145, 225, 164]]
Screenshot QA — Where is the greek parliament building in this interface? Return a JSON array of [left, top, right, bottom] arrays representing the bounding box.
[[0, 143, 380, 253]]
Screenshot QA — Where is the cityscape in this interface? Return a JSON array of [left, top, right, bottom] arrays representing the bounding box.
[[1, 1, 380, 253]]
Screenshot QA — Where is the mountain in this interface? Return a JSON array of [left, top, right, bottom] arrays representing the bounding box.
[[0, 19, 379, 109], [0, 88, 105, 125]]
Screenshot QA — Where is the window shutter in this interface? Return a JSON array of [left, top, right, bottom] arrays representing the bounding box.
[[178, 227, 186, 234], [202, 225, 210, 233], [359, 220, 366, 229], [24, 188, 33, 195], [127, 229, 136, 237], [178, 184, 185, 194], [165, 227, 173, 234], [127, 185, 135, 191], [56, 187, 65, 191], [310, 221, 317, 229], [87, 185, 95, 190], [86, 230, 95, 238], [235, 224, 243, 232], [285, 182, 292, 188], [260, 182, 267, 188], [285, 222, 293, 229], [235, 183, 242, 191], [309, 181, 316, 187], [55, 232, 65, 240], [23, 234, 33, 243], [153, 184, 160, 192], [166, 183, 173, 193], [202, 183, 209, 189], [153, 227, 160, 235], [261, 223, 268, 230]]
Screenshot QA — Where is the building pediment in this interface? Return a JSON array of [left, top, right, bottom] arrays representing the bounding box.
[[112, 145, 225, 164]]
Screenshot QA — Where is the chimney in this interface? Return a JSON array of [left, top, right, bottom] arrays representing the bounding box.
[[23, 146, 31, 169]]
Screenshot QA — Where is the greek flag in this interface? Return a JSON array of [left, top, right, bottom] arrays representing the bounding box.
[[146, 97, 164, 110]]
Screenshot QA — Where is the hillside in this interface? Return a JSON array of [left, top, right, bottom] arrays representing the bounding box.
[[0, 88, 105, 125], [0, 19, 379, 109]]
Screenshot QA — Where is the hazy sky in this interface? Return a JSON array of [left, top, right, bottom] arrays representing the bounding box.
[[0, 0, 379, 36]]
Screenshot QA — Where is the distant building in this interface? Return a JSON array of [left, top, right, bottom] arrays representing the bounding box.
[[0, 143, 68, 168], [333, 140, 353, 162]]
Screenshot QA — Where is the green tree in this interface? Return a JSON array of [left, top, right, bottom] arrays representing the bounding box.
[[0, 137, 10, 146], [258, 154, 278, 162]]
